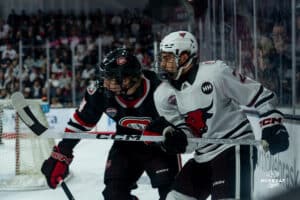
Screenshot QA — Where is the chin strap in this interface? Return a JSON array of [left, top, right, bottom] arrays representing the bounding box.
[[173, 53, 196, 80]]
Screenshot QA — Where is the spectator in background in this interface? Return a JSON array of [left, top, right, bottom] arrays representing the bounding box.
[[0, 87, 8, 99], [73, 44, 86, 70], [24, 55, 35, 69], [271, 22, 292, 105], [4, 62, 15, 86], [29, 67, 43, 83], [257, 36, 280, 94], [1, 43, 17, 61], [47, 73, 60, 97], [0, 8, 155, 106], [81, 63, 95, 80], [34, 53, 47, 68], [22, 74, 32, 88], [51, 58, 63, 75], [0, 70, 6, 89], [7, 9, 18, 28], [23, 87, 32, 98], [50, 96, 63, 108], [99, 31, 114, 53], [0, 19, 10, 40], [31, 79, 43, 98], [130, 19, 140, 37]]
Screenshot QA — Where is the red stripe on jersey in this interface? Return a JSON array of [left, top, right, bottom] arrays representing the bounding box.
[[116, 78, 147, 108], [65, 128, 75, 133], [73, 112, 96, 128]]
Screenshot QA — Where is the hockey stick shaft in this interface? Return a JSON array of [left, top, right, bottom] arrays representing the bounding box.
[[0, 131, 264, 146], [57, 177, 75, 200], [10, 92, 264, 147]]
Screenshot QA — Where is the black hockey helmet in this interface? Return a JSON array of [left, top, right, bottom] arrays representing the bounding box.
[[99, 48, 142, 84]]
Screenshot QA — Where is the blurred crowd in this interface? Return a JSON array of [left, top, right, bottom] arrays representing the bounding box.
[[0, 8, 154, 107], [0, 5, 300, 108], [252, 15, 300, 105]]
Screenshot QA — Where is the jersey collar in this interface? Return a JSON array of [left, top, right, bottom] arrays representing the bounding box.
[[115, 76, 150, 108]]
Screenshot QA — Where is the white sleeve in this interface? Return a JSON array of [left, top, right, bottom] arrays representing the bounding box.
[[154, 82, 197, 153], [154, 82, 183, 125], [216, 62, 278, 115]]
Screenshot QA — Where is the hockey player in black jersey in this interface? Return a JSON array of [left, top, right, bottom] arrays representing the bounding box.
[[41, 48, 181, 200], [145, 31, 290, 200]]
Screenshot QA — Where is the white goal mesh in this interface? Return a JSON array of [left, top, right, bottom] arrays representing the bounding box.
[[0, 99, 56, 191]]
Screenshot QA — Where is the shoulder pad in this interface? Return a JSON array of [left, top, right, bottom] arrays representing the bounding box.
[[142, 69, 156, 77], [142, 69, 161, 82]]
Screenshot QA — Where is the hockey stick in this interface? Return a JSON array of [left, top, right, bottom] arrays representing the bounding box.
[[11, 92, 49, 135], [10, 92, 267, 148], [0, 131, 265, 148], [57, 177, 75, 200], [81, 133, 268, 150]]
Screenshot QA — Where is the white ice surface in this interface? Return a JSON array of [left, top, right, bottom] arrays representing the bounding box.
[[0, 139, 194, 200]]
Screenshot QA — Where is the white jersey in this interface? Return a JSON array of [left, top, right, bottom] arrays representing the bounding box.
[[154, 60, 278, 163]]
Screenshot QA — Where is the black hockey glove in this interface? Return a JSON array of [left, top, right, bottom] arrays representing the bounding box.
[[41, 145, 73, 189], [261, 124, 289, 155], [144, 117, 188, 154], [161, 126, 188, 154], [260, 111, 289, 155]]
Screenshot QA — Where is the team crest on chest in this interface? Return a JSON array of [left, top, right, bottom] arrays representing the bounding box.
[[119, 117, 152, 131], [106, 107, 117, 117], [184, 101, 213, 137], [201, 82, 213, 94]]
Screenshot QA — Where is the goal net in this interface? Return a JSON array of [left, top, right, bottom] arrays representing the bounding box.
[[0, 99, 56, 191]]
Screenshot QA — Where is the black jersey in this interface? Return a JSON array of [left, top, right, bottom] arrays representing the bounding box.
[[60, 70, 162, 149]]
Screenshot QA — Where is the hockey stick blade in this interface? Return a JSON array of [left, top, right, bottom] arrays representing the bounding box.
[[11, 92, 49, 135]]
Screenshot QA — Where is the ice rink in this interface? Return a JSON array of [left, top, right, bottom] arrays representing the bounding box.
[[0, 139, 193, 200]]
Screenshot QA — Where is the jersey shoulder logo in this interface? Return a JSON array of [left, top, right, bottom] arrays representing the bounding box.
[[119, 117, 152, 131], [201, 82, 213, 94], [87, 82, 98, 95]]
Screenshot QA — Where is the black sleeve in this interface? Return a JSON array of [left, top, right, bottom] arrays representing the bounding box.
[[58, 139, 80, 154], [58, 85, 106, 152], [142, 69, 162, 88], [75, 90, 104, 126]]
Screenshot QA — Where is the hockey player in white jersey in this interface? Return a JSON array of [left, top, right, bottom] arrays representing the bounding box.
[[144, 31, 289, 200]]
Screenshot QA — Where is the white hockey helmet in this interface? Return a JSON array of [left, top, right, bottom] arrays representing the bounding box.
[[159, 31, 198, 80]]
